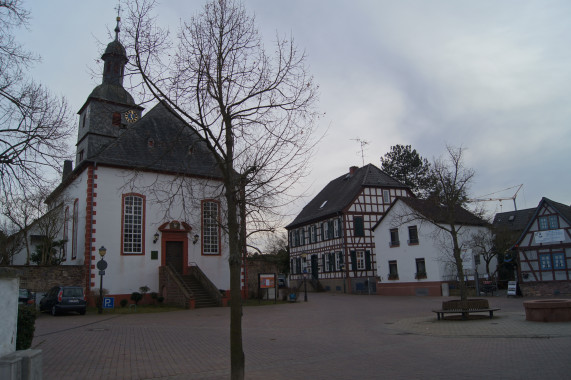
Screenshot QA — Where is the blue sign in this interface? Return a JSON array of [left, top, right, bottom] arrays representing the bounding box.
[[103, 297, 114, 309]]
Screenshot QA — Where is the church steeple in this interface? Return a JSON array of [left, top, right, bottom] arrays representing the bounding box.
[[101, 16, 128, 87]]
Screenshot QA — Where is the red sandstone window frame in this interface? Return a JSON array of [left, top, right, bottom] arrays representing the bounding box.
[[121, 193, 146, 255], [201, 199, 221, 256], [71, 199, 78, 260]]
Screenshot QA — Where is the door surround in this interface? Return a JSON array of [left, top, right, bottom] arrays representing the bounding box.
[[159, 221, 192, 275]]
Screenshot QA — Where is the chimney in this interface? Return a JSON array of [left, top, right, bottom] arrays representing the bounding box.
[[62, 160, 73, 181], [349, 166, 359, 175]]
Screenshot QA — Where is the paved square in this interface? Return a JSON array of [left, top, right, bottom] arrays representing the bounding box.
[[32, 293, 571, 379]]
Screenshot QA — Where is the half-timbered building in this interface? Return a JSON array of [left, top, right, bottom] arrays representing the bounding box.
[[514, 198, 571, 296], [286, 164, 413, 293]]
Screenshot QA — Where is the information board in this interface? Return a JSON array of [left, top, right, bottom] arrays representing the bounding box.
[[507, 281, 517, 296]]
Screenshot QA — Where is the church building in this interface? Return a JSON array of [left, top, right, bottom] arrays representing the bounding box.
[[20, 18, 233, 307]]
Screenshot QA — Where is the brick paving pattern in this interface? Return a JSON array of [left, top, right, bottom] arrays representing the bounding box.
[[32, 293, 571, 379]]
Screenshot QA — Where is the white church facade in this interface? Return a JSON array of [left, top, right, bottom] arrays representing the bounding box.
[[14, 20, 232, 307]]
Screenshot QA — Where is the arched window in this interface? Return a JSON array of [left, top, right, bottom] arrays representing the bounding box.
[[62, 206, 69, 261], [201, 200, 220, 255], [122, 194, 145, 255], [72, 199, 78, 260]]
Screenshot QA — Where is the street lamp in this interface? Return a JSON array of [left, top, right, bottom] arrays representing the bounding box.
[[97, 246, 108, 314], [303, 269, 308, 302], [340, 262, 346, 294]]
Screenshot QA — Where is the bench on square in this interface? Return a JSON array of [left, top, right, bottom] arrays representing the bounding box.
[[432, 299, 500, 320]]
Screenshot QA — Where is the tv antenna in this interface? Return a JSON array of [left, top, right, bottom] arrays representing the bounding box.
[[351, 138, 369, 166]]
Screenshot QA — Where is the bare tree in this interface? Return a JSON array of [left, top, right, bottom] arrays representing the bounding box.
[[0, 0, 74, 199], [393, 146, 486, 301], [0, 218, 23, 264], [30, 204, 66, 265], [468, 229, 496, 278], [123, 1, 319, 377], [1, 190, 46, 264]]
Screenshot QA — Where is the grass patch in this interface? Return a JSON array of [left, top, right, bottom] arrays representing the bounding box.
[[87, 304, 185, 314]]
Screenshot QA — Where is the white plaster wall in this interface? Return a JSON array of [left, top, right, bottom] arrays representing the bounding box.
[[0, 271, 19, 357], [91, 166, 230, 295], [373, 200, 494, 282]]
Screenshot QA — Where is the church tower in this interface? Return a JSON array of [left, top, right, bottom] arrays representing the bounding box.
[[75, 16, 143, 165]]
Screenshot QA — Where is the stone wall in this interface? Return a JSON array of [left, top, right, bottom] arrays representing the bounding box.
[[520, 281, 571, 297], [6, 265, 85, 293]]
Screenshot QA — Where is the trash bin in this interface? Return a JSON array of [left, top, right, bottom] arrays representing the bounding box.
[[441, 283, 449, 297]]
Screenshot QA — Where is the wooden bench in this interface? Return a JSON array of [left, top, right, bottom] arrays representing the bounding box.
[[432, 299, 500, 320]]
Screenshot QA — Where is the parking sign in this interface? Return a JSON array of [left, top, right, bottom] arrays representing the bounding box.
[[103, 297, 115, 309]]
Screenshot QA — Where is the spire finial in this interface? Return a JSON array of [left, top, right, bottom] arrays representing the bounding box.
[[114, 3, 122, 41]]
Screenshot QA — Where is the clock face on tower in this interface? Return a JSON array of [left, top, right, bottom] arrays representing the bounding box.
[[125, 110, 138, 123]]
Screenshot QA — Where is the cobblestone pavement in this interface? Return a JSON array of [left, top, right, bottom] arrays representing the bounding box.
[[32, 293, 571, 379]]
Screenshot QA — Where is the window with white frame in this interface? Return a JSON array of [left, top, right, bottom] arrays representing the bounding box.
[[323, 221, 329, 240], [357, 251, 365, 270], [553, 253, 566, 269], [539, 215, 559, 230], [311, 224, 317, 243], [336, 251, 344, 271], [202, 200, 220, 255], [539, 254, 552, 270], [383, 190, 390, 204], [324, 254, 330, 272], [123, 195, 144, 254]]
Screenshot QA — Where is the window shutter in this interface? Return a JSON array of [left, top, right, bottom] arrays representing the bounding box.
[[296, 258, 301, 273], [328, 220, 334, 239], [320, 223, 325, 241], [350, 251, 357, 271], [337, 218, 343, 237], [330, 253, 336, 271], [365, 250, 371, 270], [322, 255, 326, 272]]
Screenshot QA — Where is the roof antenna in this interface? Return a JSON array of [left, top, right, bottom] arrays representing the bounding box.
[[350, 138, 369, 166]]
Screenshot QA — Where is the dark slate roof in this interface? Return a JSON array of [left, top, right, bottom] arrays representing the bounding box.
[[93, 101, 222, 179], [87, 83, 136, 106], [286, 164, 409, 229], [545, 198, 571, 225], [492, 208, 535, 232], [376, 196, 488, 228], [104, 39, 127, 57]]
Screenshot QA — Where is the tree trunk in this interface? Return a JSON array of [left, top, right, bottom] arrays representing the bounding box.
[[451, 227, 467, 302], [227, 188, 245, 379]]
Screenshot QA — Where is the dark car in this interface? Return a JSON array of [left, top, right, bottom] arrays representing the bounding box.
[[18, 289, 35, 305], [40, 286, 87, 316]]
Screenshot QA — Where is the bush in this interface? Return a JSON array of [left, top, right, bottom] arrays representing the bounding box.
[[130, 292, 143, 305], [17, 305, 37, 350], [120, 299, 128, 308]]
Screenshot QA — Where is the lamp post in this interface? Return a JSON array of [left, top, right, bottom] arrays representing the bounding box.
[[97, 246, 107, 314], [340, 262, 346, 293], [303, 269, 308, 302]]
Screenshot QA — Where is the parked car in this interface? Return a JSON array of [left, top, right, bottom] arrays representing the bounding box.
[[40, 286, 87, 316], [18, 289, 35, 305]]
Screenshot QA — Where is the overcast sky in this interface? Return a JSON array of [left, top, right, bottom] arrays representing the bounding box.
[[16, 0, 571, 220]]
